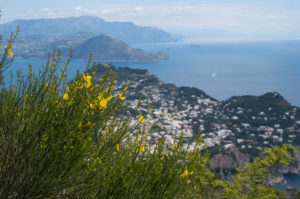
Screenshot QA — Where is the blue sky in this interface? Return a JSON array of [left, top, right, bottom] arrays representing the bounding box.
[[1, 0, 300, 41]]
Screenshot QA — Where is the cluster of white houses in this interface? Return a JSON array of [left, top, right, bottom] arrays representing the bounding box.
[[112, 70, 300, 152]]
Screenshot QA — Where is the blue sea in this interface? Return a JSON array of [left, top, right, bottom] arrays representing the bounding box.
[[129, 41, 300, 107], [4, 41, 300, 187], [273, 174, 300, 191], [6, 41, 300, 107]]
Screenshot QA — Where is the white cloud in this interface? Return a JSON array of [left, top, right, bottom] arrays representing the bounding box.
[[100, 8, 121, 15], [87, 3, 300, 34], [2, 1, 300, 39]]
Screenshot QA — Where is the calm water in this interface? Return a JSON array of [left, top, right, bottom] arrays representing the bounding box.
[[5, 41, 300, 108], [273, 174, 300, 191], [129, 41, 300, 107]]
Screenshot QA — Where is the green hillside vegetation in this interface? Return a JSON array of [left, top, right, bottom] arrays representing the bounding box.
[[72, 35, 163, 62], [0, 30, 299, 198], [225, 93, 291, 116]]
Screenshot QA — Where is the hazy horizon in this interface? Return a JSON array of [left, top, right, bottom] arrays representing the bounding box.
[[1, 0, 300, 42]]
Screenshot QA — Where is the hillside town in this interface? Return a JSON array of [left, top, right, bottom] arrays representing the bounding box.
[[95, 64, 300, 157]]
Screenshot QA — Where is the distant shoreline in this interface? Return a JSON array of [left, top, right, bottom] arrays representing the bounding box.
[[14, 56, 159, 63]]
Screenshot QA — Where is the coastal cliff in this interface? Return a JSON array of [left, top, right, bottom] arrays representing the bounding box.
[[210, 145, 300, 184]]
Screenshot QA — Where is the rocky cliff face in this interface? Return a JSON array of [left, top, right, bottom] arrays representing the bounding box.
[[279, 146, 300, 174], [210, 145, 300, 184], [210, 146, 250, 180], [210, 146, 250, 169]]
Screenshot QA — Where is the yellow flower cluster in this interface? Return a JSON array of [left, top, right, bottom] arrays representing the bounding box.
[[63, 93, 69, 100], [98, 93, 112, 111], [119, 92, 126, 101], [180, 168, 189, 178], [61, 73, 130, 116], [7, 48, 13, 55], [180, 166, 193, 184], [138, 144, 145, 152], [138, 114, 144, 123], [119, 84, 128, 101], [4, 43, 13, 55], [82, 74, 92, 88]]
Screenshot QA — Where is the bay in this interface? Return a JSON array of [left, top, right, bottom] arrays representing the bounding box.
[[273, 174, 300, 191], [5, 41, 300, 107]]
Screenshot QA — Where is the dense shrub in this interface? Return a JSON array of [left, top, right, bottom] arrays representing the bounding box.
[[0, 30, 297, 199]]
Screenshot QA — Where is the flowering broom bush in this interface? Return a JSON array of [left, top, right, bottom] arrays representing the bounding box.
[[0, 32, 217, 198], [0, 31, 297, 199]]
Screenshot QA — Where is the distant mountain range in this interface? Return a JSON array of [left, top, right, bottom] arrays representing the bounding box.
[[0, 16, 182, 44], [1, 16, 174, 62], [10, 33, 169, 62]]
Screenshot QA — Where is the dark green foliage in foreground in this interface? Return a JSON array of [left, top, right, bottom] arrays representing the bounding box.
[[0, 31, 298, 199]]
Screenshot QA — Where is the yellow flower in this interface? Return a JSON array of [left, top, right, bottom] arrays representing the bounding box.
[[82, 74, 92, 88], [7, 49, 13, 55], [106, 95, 112, 101], [99, 98, 108, 109], [89, 103, 94, 109], [122, 84, 128, 92], [119, 92, 126, 101], [63, 93, 69, 100], [186, 179, 191, 184], [180, 168, 189, 178], [139, 145, 145, 152], [116, 144, 120, 152], [138, 114, 144, 123]]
